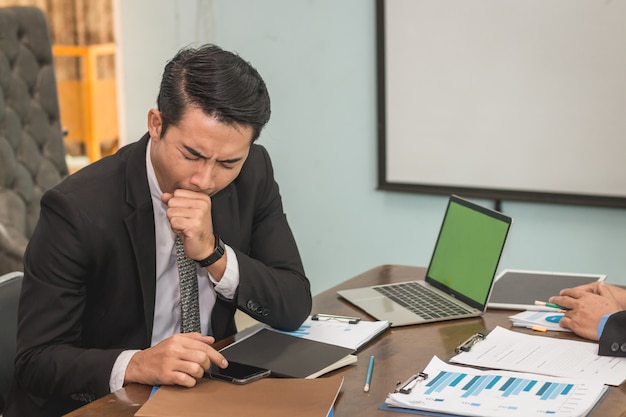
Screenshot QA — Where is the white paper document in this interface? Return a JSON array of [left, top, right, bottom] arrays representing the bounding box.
[[386, 356, 607, 417], [276, 316, 390, 350], [451, 326, 626, 386]]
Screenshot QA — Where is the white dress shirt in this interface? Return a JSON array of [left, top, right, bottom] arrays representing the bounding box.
[[108, 140, 240, 391]]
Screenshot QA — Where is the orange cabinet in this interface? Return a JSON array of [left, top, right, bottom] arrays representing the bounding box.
[[53, 43, 118, 162]]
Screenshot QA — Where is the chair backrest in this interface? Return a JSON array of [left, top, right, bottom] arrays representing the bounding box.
[[0, 6, 69, 275], [0, 271, 23, 413]]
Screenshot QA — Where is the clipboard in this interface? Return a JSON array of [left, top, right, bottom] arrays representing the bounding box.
[[381, 355, 609, 417], [449, 326, 626, 386], [391, 328, 491, 396]]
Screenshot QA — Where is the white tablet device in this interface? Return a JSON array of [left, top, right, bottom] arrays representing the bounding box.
[[487, 269, 606, 310]]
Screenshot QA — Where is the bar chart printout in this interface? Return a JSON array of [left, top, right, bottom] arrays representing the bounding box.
[[385, 356, 607, 417]]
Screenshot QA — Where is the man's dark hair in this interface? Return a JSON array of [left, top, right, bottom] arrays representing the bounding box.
[[157, 44, 271, 141]]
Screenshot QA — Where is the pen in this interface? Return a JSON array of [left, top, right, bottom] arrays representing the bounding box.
[[311, 313, 361, 324], [363, 355, 375, 392], [534, 300, 570, 311]]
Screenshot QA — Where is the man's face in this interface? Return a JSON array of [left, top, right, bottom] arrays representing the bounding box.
[[148, 106, 253, 196]]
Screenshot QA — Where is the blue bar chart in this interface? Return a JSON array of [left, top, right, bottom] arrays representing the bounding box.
[[385, 356, 607, 417], [424, 370, 575, 404]]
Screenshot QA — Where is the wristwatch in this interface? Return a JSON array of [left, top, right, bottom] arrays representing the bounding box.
[[196, 235, 225, 267]]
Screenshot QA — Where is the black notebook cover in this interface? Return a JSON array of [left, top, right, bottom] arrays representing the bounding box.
[[219, 328, 355, 378]]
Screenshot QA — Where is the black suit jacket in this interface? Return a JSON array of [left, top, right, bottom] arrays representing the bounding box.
[[6, 135, 312, 417], [599, 310, 626, 357]]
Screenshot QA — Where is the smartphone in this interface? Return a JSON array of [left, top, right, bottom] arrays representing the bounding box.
[[208, 361, 271, 384]]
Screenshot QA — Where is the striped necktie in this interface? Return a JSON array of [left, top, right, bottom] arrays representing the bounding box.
[[175, 236, 201, 333]]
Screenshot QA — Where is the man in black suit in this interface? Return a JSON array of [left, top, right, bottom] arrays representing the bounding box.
[[6, 44, 312, 417], [549, 281, 626, 357]]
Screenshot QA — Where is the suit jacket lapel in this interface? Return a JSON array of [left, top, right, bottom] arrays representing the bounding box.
[[123, 134, 157, 342]]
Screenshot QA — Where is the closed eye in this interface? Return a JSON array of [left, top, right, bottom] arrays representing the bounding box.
[[217, 157, 242, 169], [180, 145, 243, 167], [182, 145, 207, 161]]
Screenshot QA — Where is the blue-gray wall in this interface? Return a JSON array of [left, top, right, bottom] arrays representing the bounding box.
[[116, 0, 626, 295]]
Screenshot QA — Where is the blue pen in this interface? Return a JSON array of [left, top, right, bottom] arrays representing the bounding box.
[[364, 355, 375, 392]]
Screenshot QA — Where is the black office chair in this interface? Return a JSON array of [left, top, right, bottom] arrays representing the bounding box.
[[0, 6, 69, 275], [0, 271, 22, 414]]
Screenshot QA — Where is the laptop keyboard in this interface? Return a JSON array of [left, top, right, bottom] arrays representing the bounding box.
[[373, 282, 473, 320]]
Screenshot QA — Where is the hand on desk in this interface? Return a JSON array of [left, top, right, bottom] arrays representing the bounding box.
[[549, 282, 624, 340], [124, 333, 228, 387]]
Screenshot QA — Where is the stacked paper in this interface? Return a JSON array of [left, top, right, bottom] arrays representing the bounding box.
[[509, 310, 569, 332]]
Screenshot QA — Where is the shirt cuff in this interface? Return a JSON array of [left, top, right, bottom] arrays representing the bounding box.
[[597, 313, 611, 340], [109, 350, 140, 392], [209, 244, 239, 300]]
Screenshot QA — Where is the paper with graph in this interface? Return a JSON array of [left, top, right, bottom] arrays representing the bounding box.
[[385, 356, 607, 417]]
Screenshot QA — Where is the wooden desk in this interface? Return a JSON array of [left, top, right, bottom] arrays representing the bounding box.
[[64, 265, 626, 417]]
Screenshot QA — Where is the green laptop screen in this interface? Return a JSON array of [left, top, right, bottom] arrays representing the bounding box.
[[426, 197, 511, 306]]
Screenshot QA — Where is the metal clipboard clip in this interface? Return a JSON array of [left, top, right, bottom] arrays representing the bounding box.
[[454, 332, 486, 354], [394, 372, 429, 394]]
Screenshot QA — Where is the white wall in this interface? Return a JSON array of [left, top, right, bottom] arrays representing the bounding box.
[[113, 0, 215, 144], [115, 0, 626, 295]]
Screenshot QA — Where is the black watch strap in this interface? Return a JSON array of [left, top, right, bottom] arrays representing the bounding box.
[[196, 235, 225, 267]]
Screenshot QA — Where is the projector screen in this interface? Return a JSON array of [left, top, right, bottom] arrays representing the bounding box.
[[377, 0, 626, 208]]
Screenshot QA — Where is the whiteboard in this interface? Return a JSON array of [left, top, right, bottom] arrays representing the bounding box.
[[378, 0, 626, 207]]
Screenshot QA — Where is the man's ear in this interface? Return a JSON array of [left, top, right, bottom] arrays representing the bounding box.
[[147, 109, 163, 139]]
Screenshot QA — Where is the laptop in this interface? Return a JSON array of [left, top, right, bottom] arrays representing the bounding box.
[[338, 195, 512, 327]]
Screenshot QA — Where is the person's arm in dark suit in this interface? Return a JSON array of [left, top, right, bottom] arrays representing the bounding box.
[[13, 139, 168, 412], [218, 145, 312, 333], [599, 311, 626, 357], [15, 186, 125, 403]]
